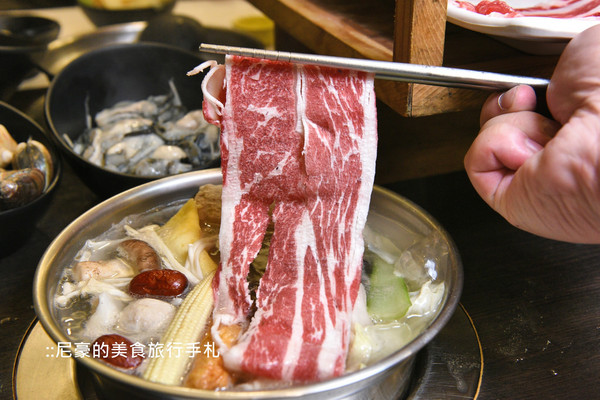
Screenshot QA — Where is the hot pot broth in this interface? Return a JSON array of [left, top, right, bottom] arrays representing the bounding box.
[[53, 183, 446, 389]]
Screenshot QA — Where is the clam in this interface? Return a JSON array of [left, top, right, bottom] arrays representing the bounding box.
[[0, 167, 45, 210], [12, 138, 54, 190]]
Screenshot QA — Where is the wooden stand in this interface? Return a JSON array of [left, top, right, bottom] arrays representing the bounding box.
[[247, 0, 561, 181], [249, 0, 559, 117]]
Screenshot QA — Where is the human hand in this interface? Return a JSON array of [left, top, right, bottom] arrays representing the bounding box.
[[464, 24, 600, 243]]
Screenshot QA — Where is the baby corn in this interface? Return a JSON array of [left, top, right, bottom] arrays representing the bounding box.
[[142, 270, 216, 385]]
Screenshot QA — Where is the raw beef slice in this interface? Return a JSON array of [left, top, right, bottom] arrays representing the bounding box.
[[199, 55, 377, 382]]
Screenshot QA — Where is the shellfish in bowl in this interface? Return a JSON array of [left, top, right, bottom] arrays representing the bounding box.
[[67, 80, 219, 178], [1, 135, 55, 208], [45, 42, 215, 198], [0, 101, 61, 251]]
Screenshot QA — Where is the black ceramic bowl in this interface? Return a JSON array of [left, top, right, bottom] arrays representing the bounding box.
[[0, 101, 61, 252], [139, 14, 264, 55], [78, 0, 176, 26], [45, 42, 215, 198], [0, 15, 60, 100]]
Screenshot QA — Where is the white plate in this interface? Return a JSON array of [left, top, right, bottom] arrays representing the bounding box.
[[447, 0, 600, 54]]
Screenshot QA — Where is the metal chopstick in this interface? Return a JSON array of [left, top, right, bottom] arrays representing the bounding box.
[[199, 43, 549, 91]]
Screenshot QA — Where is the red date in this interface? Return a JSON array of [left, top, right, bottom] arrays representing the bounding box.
[[91, 334, 143, 369], [128, 269, 188, 298]]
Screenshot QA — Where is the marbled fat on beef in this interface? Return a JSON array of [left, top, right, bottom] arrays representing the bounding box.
[[201, 55, 377, 382], [452, 0, 600, 18]]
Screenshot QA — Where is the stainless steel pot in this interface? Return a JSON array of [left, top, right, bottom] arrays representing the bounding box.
[[33, 168, 463, 400]]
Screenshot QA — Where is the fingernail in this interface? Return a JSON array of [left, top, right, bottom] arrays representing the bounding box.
[[498, 88, 517, 111], [525, 138, 543, 153]]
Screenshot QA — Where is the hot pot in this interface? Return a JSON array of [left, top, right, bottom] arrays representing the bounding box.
[[33, 168, 462, 399]]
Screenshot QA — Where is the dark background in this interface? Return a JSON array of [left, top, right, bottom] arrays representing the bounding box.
[[0, 0, 76, 10]]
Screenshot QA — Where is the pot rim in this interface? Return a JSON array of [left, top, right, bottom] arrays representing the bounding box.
[[33, 168, 463, 399]]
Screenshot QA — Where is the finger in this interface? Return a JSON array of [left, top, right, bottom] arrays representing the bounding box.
[[468, 111, 558, 172], [480, 85, 538, 126], [464, 124, 532, 207], [480, 110, 560, 142], [466, 121, 541, 174], [465, 112, 558, 204]]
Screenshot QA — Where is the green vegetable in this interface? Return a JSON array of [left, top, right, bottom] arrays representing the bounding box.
[[366, 255, 412, 322]]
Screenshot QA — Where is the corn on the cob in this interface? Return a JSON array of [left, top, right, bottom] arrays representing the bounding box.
[[142, 270, 216, 385]]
